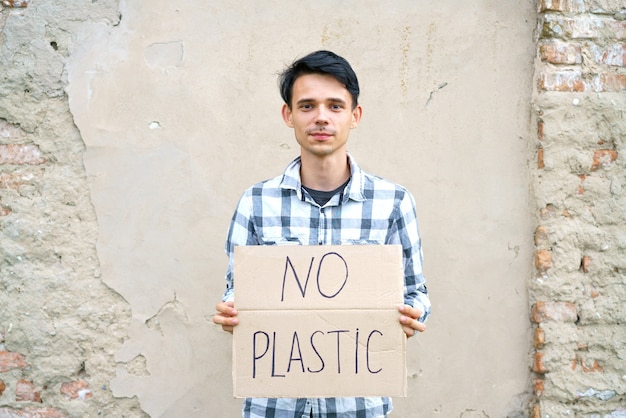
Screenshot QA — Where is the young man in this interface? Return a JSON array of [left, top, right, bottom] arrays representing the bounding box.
[[213, 50, 431, 418]]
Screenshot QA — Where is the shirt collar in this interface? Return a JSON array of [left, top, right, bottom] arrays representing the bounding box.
[[279, 153, 366, 203]]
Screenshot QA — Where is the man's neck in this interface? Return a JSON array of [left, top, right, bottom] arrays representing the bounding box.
[[299, 152, 351, 192]]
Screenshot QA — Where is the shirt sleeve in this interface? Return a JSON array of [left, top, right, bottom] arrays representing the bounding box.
[[221, 190, 258, 303], [390, 189, 431, 323]]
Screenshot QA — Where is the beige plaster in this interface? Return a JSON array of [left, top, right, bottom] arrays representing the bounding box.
[[66, 0, 535, 416]]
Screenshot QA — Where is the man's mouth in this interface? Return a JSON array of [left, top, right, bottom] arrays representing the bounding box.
[[307, 129, 334, 140]]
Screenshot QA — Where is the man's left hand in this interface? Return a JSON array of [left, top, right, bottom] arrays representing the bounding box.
[[398, 305, 426, 337]]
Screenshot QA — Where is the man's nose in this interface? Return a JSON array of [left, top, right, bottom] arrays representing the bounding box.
[[314, 107, 329, 124]]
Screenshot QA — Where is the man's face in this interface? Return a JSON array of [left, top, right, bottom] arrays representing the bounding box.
[[282, 73, 362, 159]]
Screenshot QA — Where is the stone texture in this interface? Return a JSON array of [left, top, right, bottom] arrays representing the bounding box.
[[530, 1, 626, 415], [0, 1, 146, 417]]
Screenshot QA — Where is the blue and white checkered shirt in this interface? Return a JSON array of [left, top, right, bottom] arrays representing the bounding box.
[[222, 154, 431, 418]]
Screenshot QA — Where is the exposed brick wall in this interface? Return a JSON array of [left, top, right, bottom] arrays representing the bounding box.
[[2, 0, 624, 416], [530, 0, 626, 416], [0, 1, 147, 417]]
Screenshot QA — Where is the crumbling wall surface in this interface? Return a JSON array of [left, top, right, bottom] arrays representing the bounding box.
[[530, 0, 626, 417], [0, 1, 146, 417]]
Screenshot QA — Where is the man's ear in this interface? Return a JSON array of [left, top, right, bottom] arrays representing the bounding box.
[[351, 104, 363, 129], [281, 103, 293, 128]]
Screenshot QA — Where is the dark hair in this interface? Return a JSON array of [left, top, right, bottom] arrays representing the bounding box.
[[278, 50, 360, 109]]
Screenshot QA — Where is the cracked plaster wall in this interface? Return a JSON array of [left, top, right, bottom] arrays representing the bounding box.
[[0, 0, 146, 417], [3, 0, 536, 417]]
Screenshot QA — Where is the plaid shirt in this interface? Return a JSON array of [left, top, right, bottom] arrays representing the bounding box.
[[222, 154, 431, 418]]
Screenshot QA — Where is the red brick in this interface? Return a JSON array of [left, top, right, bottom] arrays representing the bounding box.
[[591, 73, 626, 92], [534, 328, 545, 349], [0, 407, 66, 418], [540, 72, 626, 92], [532, 301, 578, 323], [539, 41, 582, 64], [538, 147, 545, 169], [0, 144, 45, 165], [60, 380, 92, 401], [0, 380, 5, 396], [535, 250, 553, 272], [0, 351, 28, 372], [591, 43, 626, 66], [0, 169, 42, 190], [540, 204, 559, 220], [540, 16, 598, 39], [540, 15, 626, 40], [572, 354, 604, 372], [16, 380, 41, 403], [2, 1, 29, 7], [534, 226, 549, 247], [581, 359, 603, 372], [0, 205, 10, 216], [531, 405, 541, 418], [539, 71, 586, 92], [534, 378, 545, 397], [538, 0, 585, 13], [591, 149, 618, 170], [533, 352, 547, 373]]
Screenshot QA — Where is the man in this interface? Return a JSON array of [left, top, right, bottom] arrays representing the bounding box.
[[213, 50, 431, 418]]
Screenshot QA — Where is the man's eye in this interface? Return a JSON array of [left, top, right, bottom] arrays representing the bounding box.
[[331, 104, 344, 110]]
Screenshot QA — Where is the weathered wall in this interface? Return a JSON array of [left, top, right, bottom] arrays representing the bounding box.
[[530, 1, 626, 417], [1, 1, 538, 417], [0, 1, 146, 417]]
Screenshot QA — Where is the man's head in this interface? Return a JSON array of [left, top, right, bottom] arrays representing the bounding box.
[[278, 50, 360, 110]]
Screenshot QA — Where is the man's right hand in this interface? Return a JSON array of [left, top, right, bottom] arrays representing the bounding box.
[[212, 301, 239, 333]]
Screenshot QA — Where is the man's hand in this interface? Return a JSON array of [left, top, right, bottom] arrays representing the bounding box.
[[398, 305, 426, 338], [213, 301, 239, 334]]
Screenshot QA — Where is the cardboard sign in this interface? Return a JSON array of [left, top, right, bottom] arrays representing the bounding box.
[[232, 245, 406, 398]]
